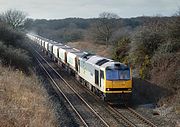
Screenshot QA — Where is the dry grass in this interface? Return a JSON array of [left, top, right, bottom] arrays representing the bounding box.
[[67, 41, 112, 58], [0, 65, 58, 127]]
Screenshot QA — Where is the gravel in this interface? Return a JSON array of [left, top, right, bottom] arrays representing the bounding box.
[[132, 78, 180, 127], [34, 59, 81, 127]]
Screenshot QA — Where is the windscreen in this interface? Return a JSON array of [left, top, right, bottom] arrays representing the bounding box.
[[106, 68, 130, 80]]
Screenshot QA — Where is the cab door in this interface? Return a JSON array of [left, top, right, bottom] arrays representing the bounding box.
[[95, 70, 99, 86], [100, 70, 104, 87]]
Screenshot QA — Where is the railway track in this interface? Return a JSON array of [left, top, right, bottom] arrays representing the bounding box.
[[50, 57, 158, 127], [108, 105, 157, 127], [32, 46, 109, 127], [45, 53, 157, 127], [127, 107, 157, 127], [54, 61, 158, 127], [47, 57, 157, 126], [31, 43, 158, 127]]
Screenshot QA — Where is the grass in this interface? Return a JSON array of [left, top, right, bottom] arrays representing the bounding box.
[[0, 64, 58, 127]]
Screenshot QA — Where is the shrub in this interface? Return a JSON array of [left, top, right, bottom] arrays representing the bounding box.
[[112, 37, 131, 64], [151, 52, 180, 92], [0, 22, 25, 47], [128, 21, 167, 78], [0, 41, 32, 73], [139, 55, 151, 79], [133, 26, 165, 57]]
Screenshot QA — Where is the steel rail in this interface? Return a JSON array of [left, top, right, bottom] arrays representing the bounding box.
[[127, 107, 157, 127], [33, 47, 109, 127], [50, 57, 155, 127], [51, 58, 157, 127], [35, 57, 89, 127], [108, 104, 158, 127]]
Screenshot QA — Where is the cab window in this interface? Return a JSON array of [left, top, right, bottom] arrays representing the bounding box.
[[106, 69, 130, 80]]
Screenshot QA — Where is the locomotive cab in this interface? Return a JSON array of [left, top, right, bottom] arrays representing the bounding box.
[[104, 63, 132, 102]]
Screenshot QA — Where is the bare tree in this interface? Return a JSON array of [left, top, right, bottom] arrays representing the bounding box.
[[0, 9, 27, 29], [175, 7, 180, 16], [91, 12, 119, 46], [99, 12, 119, 19]]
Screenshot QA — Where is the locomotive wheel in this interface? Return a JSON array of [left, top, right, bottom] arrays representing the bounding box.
[[88, 83, 92, 91], [101, 93, 106, 101], [75, 74, 80, 81], [68, 68, 71, 74]]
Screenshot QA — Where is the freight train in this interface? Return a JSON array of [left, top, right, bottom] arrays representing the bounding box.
[[27, 34, 132, 102]]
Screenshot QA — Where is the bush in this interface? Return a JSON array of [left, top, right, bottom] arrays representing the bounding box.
[[112, 37, 131, 64], [169, 16, 180, 42], [127, 20, 167, 78], [0, 41, 32, 73], [133, 26, 165, 56], [151, 52, 180, 92], [0, 22, 24, 47], [0, 21, 32, 73]]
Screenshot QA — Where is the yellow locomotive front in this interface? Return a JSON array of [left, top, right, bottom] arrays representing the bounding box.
[[103, 64, 132, 102]]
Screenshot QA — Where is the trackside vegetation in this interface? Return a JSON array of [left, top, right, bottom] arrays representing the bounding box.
[[0, 10, 58, 126], [0, 65, 57, 127]]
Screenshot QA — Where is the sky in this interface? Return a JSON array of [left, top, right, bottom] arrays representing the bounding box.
[[0, 0, 180, 19]]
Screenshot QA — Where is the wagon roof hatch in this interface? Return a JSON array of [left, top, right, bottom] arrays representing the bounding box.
[[81, 53, 94, 60]]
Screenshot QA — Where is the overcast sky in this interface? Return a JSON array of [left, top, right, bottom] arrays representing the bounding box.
[[0, 0, 179, 19]]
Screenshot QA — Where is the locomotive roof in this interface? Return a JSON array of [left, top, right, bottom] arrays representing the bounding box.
[[84, 55, 128, 69], [86, 55, 112, 66], [100, 61, 128, 69]]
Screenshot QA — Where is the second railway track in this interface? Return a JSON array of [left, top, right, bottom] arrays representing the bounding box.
[[31, 43, 158, 127], [108, 105, 157, 127]]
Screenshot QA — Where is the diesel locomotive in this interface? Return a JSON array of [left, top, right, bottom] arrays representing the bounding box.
[[27, 34, 132, 102]]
